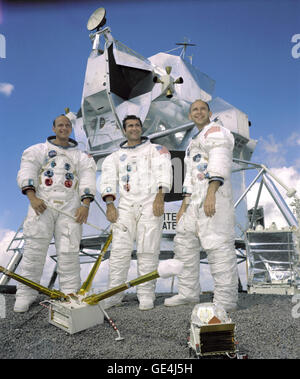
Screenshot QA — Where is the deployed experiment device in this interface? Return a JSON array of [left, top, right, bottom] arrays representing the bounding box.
[[188, 303, 247, 359], [0, 251, 183, 335]]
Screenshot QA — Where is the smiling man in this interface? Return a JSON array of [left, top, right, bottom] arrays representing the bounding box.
[[14, 115, 97, 312], [164, 100, 239, 312], [100, 115, 172, 311]]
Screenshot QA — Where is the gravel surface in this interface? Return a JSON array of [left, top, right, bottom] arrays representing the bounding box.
[[0, 292, 299, 360]]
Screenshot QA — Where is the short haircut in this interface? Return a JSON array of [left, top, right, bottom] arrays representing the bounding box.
[[53, 114, 71, 127], [189, 99, 210, 113], [122, 115, 142, 130]]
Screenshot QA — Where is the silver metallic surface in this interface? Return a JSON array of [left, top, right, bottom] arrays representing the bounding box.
[[87, 7, 106, 31], [70, 18, 257, 241], [246, 230, 300, 290], [0, 250, 22, 285], [74, 26, 255, 159]]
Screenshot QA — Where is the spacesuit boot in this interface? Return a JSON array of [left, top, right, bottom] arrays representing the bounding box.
[[164, 294, 199, 307], [14, 295, 37, 313], [139, 298, 154, 311]]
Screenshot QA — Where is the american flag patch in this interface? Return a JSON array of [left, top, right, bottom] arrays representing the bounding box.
[[204, 126, 221, 138], [156, 145, 170, 155]]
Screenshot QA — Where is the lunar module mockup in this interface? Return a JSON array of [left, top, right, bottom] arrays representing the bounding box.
[[1, 6, 300, 335], [54, 7, 300, 296]]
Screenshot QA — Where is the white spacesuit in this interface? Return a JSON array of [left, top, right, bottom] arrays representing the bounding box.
[[165, 122, 238, 311], [100, 137, 172, 309], [15, 136, 96, 306]]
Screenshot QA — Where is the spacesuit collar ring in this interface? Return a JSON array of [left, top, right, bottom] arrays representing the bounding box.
[[47, 136, 78, 149], [119, 136, 149, 150]]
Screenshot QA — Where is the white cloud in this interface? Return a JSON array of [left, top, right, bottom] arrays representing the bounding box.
[[286, 132, 300, 147], [0, 83, 14, 97], [0, 228, 56, 287], [254, 131, 300, 169], [255, 135, 286, 167], [0, 229, 20, 287], [259, 134, 282, 154], [0, 229, 16, 267]]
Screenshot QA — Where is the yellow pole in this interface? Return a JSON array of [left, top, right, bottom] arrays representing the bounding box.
[[78, 232, 112, 296], [0, 266, 67, 300], [83, 270, 159, 305]]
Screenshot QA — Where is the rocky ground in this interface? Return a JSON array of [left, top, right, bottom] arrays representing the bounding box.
[[0, 292, 299, 362]]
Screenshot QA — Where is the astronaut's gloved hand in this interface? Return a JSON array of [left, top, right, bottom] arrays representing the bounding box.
[[26, 190, 47, 215], [106, 203, 118, 223]]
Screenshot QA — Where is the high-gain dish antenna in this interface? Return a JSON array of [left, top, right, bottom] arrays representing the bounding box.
[[87, 7, 107, 31]]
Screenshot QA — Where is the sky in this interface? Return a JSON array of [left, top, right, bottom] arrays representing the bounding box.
[[0, 0, 300, 291]]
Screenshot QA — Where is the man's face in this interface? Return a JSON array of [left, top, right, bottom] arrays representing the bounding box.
[[124, 118, 142, 142], [189, 100, 212, 127], [52, 116, 72, 140]]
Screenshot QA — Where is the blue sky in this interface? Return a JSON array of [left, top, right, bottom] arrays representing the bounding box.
[[0, 0, 300, 233]]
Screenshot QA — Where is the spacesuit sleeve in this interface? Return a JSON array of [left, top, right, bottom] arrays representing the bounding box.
[[78, 152, 97, 202], [152, 145, 172, 193], [182, 145, 193, 195], [204, 125, 234, 184], [17, 144, 43, 194], [100, 152, 118, 200]]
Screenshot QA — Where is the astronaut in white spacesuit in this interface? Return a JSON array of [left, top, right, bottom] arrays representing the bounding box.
[[14, 115, 97, 312], [100, 115, 172, 311], [164, 100, 238, 311]]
